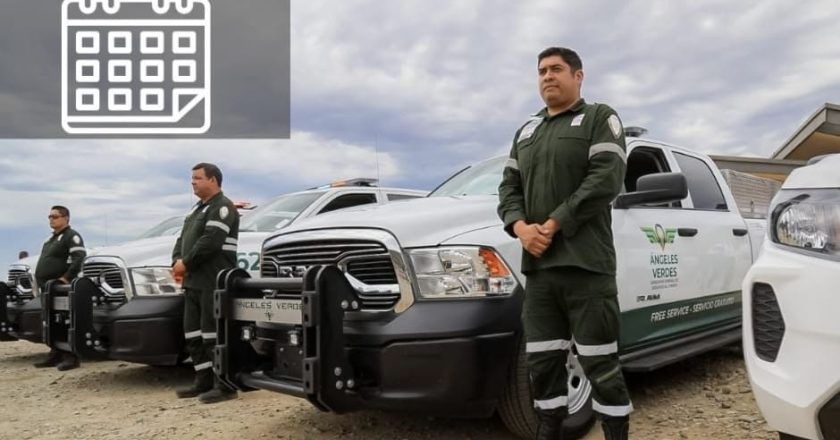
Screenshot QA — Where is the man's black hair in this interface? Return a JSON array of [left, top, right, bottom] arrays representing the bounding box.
[[192, 162, 223, 187], [538, 47, 583, 72], [51, 205, 70, 219]]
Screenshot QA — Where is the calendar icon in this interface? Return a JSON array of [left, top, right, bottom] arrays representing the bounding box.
[[61, 0, 211, 134]]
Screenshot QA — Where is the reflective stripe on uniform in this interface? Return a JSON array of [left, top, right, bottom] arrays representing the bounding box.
[[201, 332, 216, 340], [505, 158, 519, 171], [205, 220, 230, 233], [592, 400, 634, 417], [222, 244, 237, 252], [534, 395, 568, 410], [225, 237, 238, 245], [575, 341, 618, 356], [593, 365, 621, 385], [589, 142, 627, 163], [526, 338, 571, 353], [194, 361, 213, 371], [69, 247, 85, 253], [184, 330, 202, 339]]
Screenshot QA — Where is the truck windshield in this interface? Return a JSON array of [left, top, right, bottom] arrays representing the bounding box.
[[239, 191, 326, 232], [136, 216, 184, 239], [429, 156, 505, 197]]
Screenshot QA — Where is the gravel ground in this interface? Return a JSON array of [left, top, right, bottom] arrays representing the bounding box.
[[0, 341, 779, 440]]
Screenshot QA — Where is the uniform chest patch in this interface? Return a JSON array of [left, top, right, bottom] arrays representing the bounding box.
[[608, 114, 623, 139], [517, 117, 543, 142], [73, 235, 81, 244], [220, 206, 229, 219], [571, 114, 585, 127]]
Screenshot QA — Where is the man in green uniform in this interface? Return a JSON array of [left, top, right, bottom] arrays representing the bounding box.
[[172, 163, 239, 404], [33, 205, 86, 371], [497, 47, 632, 440]]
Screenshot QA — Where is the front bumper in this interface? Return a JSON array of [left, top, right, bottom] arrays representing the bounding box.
[[743, 244, 840, 440], [1, 282, 42, 343], [46, 277, 184, 366], [214, 267, 521, 417]]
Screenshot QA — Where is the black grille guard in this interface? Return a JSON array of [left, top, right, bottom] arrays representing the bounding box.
[[0, 282, 18, 341], [41, 277, 105, 357], [214, 266, 362, 413], [41, 280, 73, 352]]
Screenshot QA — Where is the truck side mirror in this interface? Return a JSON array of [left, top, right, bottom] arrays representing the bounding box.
[[614, 172, 688, 209]]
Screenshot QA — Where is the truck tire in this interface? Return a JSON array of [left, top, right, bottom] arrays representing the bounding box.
[[499, 339, 595, 439]]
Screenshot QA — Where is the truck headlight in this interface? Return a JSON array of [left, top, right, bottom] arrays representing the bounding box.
[[408, 246, 518, 298], [128, 267, 183, 296], [772, 190, 840, 258]]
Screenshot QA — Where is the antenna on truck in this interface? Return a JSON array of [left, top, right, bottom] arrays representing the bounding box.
[[375, 131, 383, 200]]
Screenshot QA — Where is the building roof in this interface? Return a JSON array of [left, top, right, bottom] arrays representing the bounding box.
[[773, 103, 840, 160], [710, 155, 806, 183]]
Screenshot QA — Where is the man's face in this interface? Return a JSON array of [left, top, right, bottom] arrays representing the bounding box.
[[48, 209, 68, 231], [191, 168, 216, 199], [538, 55, 583, 109]]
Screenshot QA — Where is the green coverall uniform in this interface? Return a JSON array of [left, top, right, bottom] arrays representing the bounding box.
[[497, 99, 633, 419], [35, 226, 86, 367], [35, 226, 86, 285], [172, 192, 238, 385]]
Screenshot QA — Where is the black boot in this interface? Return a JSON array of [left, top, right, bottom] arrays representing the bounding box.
[[33, 350, 63, 368], [198, 380, 237, 404], [601, 415, 629, 440], [175, 370, 214, 398], [56, 353, 80, 371], [535, 408, 566, 440]]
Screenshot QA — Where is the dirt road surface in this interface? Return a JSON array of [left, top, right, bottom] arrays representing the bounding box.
[[0, 341, 779, 439]]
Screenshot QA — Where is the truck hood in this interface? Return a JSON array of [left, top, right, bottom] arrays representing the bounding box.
[[784, 154, 840, 189], [89, 232, 270, 267], [271, 195, 503, 248]]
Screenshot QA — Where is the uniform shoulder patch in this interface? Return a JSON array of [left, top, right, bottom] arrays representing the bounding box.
[[607, 114, 623, 139], [517, 116, 543, 142], [220, 206, 229, 219], [73, 235, 81, 244]]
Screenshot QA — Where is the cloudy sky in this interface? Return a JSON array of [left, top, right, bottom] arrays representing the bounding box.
[[2, 0, 840, 272]]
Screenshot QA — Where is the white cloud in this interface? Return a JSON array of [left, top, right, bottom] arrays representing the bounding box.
[[0, 132, 399, 242], [4, 0, 840, 270]]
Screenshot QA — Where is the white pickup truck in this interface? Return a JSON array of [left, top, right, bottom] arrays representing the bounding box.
[[214, 135, 768, 439], [0, 215, 183, 344], [743, 154, 840, 440], [34, 181, 425, 366]]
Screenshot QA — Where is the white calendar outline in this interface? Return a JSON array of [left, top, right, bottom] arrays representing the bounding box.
[[61, 0, 211, 135]]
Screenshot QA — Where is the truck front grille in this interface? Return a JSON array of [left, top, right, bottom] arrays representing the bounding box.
[[7, 269, 31, 289], [262, 239, 399, 310], [752, 283, 785, 362], [82, 261, 126, 298]]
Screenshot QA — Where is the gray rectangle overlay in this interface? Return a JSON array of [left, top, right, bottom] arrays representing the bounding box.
[[0, 0, 290, 138]]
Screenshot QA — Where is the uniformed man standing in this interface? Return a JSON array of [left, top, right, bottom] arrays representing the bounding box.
[[33, 205, 86, 371], [172, 163, 239, 404], [497, 47, 632, 440]]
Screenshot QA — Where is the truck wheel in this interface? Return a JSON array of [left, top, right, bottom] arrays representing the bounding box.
[[499, 339, 595, 439], [779, 433, 808, 440]]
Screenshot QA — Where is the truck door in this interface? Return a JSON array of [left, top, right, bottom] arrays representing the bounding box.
[[612, 142, 748, 351], [669, 150, 751, 324]]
